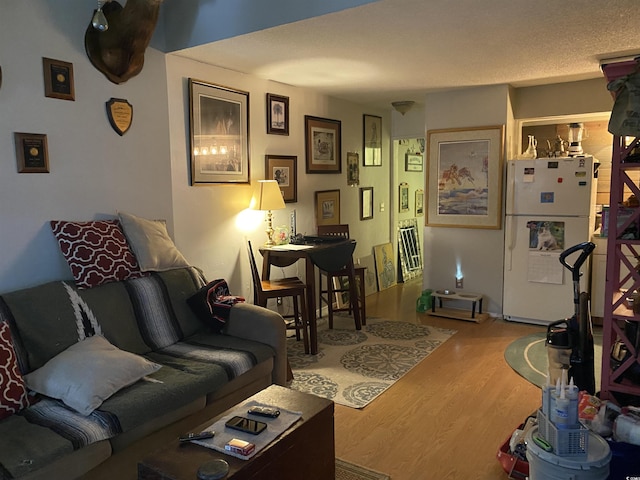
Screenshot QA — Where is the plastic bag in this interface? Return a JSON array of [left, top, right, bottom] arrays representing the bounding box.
[[608, 67, 640, 137]]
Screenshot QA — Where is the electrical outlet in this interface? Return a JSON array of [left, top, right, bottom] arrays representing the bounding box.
[[276, 297, 283, 305]]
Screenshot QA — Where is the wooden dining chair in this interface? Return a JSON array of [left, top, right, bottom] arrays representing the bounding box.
[[316, 224, 366, 329], [246, 240, 310, 354]]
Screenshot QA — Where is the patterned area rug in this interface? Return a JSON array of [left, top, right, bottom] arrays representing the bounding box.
[[288, 316, 456, 408], [336, 458, 390, 480]]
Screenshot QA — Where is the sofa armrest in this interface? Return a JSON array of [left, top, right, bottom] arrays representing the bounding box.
[[223, 303, 287, 386]]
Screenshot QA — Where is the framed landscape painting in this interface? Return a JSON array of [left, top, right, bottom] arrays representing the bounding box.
[[426, 125, 504, 229]]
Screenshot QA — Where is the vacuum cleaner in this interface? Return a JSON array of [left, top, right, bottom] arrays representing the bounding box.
[[546, 241, 596, 394]]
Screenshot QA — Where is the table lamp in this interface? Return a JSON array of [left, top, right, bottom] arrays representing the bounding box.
[[249, 180, 285, 246]]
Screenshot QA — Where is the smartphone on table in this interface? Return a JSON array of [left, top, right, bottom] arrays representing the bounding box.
[[225, 416, 267, 435]]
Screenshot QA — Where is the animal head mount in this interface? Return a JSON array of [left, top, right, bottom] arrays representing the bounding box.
[[85, 0, 163, 84]]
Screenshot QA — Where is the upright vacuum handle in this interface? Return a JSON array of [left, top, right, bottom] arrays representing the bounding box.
[[559, 242, 596, 282]]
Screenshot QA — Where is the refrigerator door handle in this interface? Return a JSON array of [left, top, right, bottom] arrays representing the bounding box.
[[504, 215, 515, 271], [506, 161, 516, 215]]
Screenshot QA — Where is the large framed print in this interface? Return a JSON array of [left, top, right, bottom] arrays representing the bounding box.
[[188, 78, 250, 185], [363, 114, 382, 166], [426, 125, 504, 229], [305, 116, 341, 173], [265, 155, 297, 203], [266, 93, 289, 135], [315, 189, 340, 226]]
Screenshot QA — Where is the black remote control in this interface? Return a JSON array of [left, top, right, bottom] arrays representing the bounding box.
[[179, 431, 215, 442], [247, 406, 280, 418]]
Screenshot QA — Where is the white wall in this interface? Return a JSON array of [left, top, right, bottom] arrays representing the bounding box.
[[0, 1, 172, 293], [423, 85, 512, 315]]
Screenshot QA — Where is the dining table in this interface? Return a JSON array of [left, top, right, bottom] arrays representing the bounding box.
[[259, 238, 361, 355]]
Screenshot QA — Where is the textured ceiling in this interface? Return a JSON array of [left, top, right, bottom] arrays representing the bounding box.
[[175, 0, 640, 110]]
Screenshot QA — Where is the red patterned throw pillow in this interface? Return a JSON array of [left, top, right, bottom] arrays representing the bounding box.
[[51, 220, 146, 289], [0, 322, 30, 420]]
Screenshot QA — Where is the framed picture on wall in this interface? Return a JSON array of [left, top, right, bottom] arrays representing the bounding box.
[[363, 114, 382, 166], [405, 153, 423, 172], [426, 125, 504, 228], [188, 78, 250, 185], [347, 152, 359, 186], [360, 187, 373, 220], [399, 183, 409, 213], [305, 116, 341, 173], [315, 189, 340, 226], [265, 155, 297, 202], [14, 132, 49, 173], [42, 57, 74, 101], [415, 189, 424, 216], [266, 93, 289, 135]]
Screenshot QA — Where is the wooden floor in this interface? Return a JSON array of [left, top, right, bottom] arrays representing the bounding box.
[[334, 278, 545, 480]]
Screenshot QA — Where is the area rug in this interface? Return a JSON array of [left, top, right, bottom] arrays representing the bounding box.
[[288, 316, 456, 408], [336, 458, 390, 480], [504, 330, 602, 388]]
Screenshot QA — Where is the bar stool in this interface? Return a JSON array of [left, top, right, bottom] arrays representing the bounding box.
[[246, 240, 310, 353], [315, 225, 366, 329]]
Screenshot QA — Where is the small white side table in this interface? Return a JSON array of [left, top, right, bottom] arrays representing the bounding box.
[[429, 290, 487, 323]]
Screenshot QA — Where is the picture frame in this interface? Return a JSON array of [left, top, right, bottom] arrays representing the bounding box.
[[415, 189, 424, 216], [315, 189, 340, 226], [373, 242, 396, 291], [305, 115, 341, 173], [14, 132, 49, 173], [188, 78, 250, 185], [266, 93, 289, 135], [42, 57, 74, 101], [347, 151, 359, 186], [426, 125, 504, 229], [360, 187, 374, 220], [363, 114, 382, 166], [405, 153, 423, 172], [399, 183, 410, 213], [265, 155, 297, 202]]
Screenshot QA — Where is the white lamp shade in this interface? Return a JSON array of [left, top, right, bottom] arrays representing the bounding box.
[[249, 180, 285, 211]]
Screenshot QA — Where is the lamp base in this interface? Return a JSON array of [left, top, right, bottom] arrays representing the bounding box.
[[265, 211, 275, 246]]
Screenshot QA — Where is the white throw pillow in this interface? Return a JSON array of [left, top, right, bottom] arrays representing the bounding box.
[[118, 211, 190, 272], [24, 335, 161, 416]]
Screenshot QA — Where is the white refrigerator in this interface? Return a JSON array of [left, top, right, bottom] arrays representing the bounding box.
[[503, 156, 596, 325]]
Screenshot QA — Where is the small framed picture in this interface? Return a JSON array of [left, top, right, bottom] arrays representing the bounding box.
[[305, 116, 341, 173], [399, 183, 410, 213], [405, 153, 423, 172], [347, 152, 359, 186], [360, 187, 373, 220], [363, 114, 382, 166], [415, 189, 424, 216], [14, 133, 49, 173], [315, 189, 340, 226], [266, 93, 289, 135], [42, 57, 74, 101], [265, 155, 297, 202]]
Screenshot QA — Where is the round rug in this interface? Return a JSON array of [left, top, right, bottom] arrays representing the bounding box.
[[504, 331, 602, 389]]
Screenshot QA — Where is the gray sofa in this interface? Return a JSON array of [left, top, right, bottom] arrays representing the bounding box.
[[0, 267, 287, 479]]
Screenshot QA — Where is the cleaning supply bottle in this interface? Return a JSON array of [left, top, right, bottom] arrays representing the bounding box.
[[567, 376, 580, 426], [542, 370, 552, 417], [552, 375, 570, 427]]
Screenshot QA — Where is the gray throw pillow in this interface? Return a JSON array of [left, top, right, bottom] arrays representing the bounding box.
[[118, 211, 190, 272], [24, 335, 161, 416]]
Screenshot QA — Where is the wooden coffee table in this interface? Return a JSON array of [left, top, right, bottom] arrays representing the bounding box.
[[138, 385, 334, 480]]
